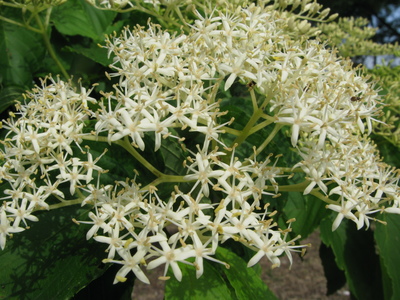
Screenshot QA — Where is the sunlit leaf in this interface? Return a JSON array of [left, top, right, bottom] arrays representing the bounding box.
[[165, 260, 233, 300], [215, 247, 278, 300], [52, 0, 117, 42]]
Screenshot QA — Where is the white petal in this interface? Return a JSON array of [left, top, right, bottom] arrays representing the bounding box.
[[247, 250, 264, 267], [224, 73, 237, 91]]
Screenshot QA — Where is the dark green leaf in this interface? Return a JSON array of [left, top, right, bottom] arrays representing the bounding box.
[[158, 131, 186, 176], [374, 213, 400, 300], [165, 260, 233, 300], [283, 192, 330, 238], [373, 134, 400, 167], [215, 247, 278, 300], [80, 140, 144, 185], [319, 242, 346, 295], [66, 41, 113, 67], [0, 14, 45, 87], [72, 264, 134, 300], [0, 205, 108, 300], [219, 96, 254, 159], [52, 0, 117, 42], [320, 216, 383, 300], [0, 85, 25, 114]]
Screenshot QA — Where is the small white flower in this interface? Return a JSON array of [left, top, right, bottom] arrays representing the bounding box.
[[147, 241, 196, 282], [5, 198, 39, 228], [0, 209, 25, 250], [246, 230, 282, 268], [326, 200, 358, 231], [104, 248, 149, 284]]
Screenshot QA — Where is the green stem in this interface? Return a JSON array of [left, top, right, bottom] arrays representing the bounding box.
[[0, 15, 41, 33], [268, 180, 310, 193], [34, 12, 70, 80], [250, 88, 258, 112], [310, 190, 338, 205], [115, 137, 188, 185], [0, 1, 22, 8], [233, 108, 264, 147], [277, 166, 303, 173], [220, 126, 241, 136], [233, 91, 272, 148], [116, 3, 187, 33], [48, 198, 83, 210], [255, 123, 283, 156], [248, 118, 275, 135], [82, 134, 187, 185], [142, 174, 189, 191], [296, 15, 333, 23], [266, 180, 337, 205], [114, 136, 164, 177]]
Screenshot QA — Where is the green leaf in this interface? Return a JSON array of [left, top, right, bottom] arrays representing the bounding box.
[[82, 141, 143, 185], [320, 216, 383, 300], [283, 192, 330, 238], [215, 247, 278, 300], [0, 13, 45, 87], [373, 134, 400, 167], [165, 260, 233, 300], [219, 96, 254, 159], [72, 264, 134, 300], [319, 242, 346, 295], [0, 205, 108, 299], [158, 131, 186, 176], [0, 85, 25, 114], [64, 20, 125, 67], [374, 214, 400, 300], [52, 0, 117, 42], [66, 41, 112, 67]]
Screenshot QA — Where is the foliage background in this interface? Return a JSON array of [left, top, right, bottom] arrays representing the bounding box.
[[1, 0, 400, 299]]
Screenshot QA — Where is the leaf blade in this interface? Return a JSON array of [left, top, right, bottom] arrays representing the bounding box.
[[52, 0, 117, 42], [374, 214, 400, 300], [320, 217, 383, 300], [0, 205, 108, 300]]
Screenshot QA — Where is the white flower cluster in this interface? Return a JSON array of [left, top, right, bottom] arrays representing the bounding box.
[[263, 34, 400, 230], [1, 0, 399, 285], [296, 136, 400, 230], [75, 155, 299, 283], [82, 7, 304, 281], [0, 78, 101, 249]]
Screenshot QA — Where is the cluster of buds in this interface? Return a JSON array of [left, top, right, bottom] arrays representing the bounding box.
[[1, 0, 399, 284]]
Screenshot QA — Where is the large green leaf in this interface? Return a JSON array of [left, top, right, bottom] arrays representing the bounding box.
[[63, 18, 127, 68], [0, 85, 25, 114], [0, 205, 108, 299], [66, 42, 113, 67], [320, 216, 383, 300], [373, 135, 400, 167], [0, 11, 45, 87], [319, 242, 346, 295], [72, 264, 134, 300], [283, 192, 330, 238], [52, 0, 117, 42], [374, 213, 400, 300], [80, 140, 144, 185], [158, 131, 187, 176], [165, 260, 234, 300], [215, 247, 278, 300]]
